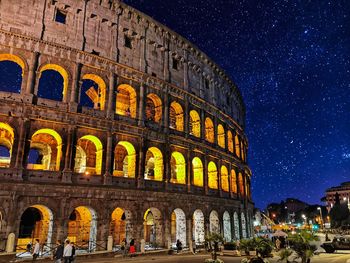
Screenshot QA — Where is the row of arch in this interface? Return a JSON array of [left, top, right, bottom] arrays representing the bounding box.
[[0, 54, 247, 162], [0, 123, 251, 197], [13, 204, 250, 251]]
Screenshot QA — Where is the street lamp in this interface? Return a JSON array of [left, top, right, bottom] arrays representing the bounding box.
[[301, 214, 307, 227], [317, 207, 323, 230]]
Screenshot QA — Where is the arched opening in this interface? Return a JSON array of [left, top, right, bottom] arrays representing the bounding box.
[[170, 208, 186, 247], [209, 210, 220, 234], [0, 122, 14, 168], [143, 208, 163, 247], [113, 141, 136, 178], [67, 206, 97, 251], [27, 129, 62, 171], [169, 102, 184, 131], [0, 54, 24, 93], [144, 147, 163, 181], [235, 135, 241, 159], [233, 212, 240, 240], [227, 131, 234, 153], [223, 211, 232, 242], [217, 124, 225, 148], [110, 208, 132, 246], [116, 84, 137, 118], [241, 141, 246, 162], [238, 172, 245, 197], [221, 166, 229, 192], [189, 110, 201, 138], [205, 117, 214, 143], [17, 205, 53, 250], [146, 93, 162, 123], [74, 135, 103, 175], [231, 169, 237, 194], [241, 212, 247, 239], [37, 64, 68, 102], [170, 151, 186, 184], [192, 157, 203, 187], [80, 74, 106, 110], [208, 161, 218, 189], [192, 210, 205, 245]]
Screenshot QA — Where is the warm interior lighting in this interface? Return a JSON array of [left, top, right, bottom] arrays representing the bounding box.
[[170, 151, 186, 184], [192, 157, 203, 187], [217, 124, 225, 148], [221, 165, 229, 192], [145, 147, 163, 181], [189, 110, 201, 137], [169, 102, 184, 131], [113, 141, 136, 178], [205, 117, 214, 143], [146, 93, 162, 123], [82, 74, 106, 110], [116, 84, 137, 118], [208, 161, 218, 189]]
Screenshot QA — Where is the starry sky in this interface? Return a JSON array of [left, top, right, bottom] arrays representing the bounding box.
[[123, 0, 350, 208]]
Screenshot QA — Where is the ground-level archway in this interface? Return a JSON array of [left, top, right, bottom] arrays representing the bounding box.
[[110, 208, 132, 246], [223, 211, 232, 242], [233, 212, 240, 240], [17, 205, 53, 250], [192, 210, 205, 245], [209, 210, 220, 234], [170, 208, 186, 247], [143, 208, 163, 248], [241, 212, 247, 239]]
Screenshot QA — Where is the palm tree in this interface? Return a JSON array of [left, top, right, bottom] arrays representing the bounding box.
[[205, 233, 224, 260], [278, 249, 293, 263]]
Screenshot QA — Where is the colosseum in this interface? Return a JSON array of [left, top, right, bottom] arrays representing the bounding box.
[[0, 0, 253, 254]]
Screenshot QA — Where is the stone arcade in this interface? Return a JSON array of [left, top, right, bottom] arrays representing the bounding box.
[[0, 0, 254, 253]]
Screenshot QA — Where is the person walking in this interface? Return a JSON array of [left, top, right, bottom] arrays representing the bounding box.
[[53, 240, 64, 263], [192, 240, 196, 254], [176, 239, 182, 254], [129, 239, 136, 254], [70, 242, 76, 263], [32, 239, 40, 262], [63, 240, 73, 263]]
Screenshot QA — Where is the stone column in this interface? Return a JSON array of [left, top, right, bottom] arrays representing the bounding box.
[[62, 126, 76, 183], [106, 73, 116, 119], [186, 218, 193, 251], [203, 155, 208, 195], [53, 218, 67, 244], [163, 37, 170, 81], [200, 110, 206, 142], [137, 137, 145, 188], [183, 50, 189, 91], [228, 163, 233, 199], [163, 217, 171, 249], [98, 218, 110, 250], [199, 73, 205, 98], [218, 159, 222, 197], [24, 52, 39, 102], [214, 117, 218, 146], [186, 149, 192, 193], [104, 132, 113, 185], [164, 146, 171, 191], [15, 119, 30, 175], [184, 98, 189, 138], [69, 63, 82, 112], [163, 87, 169, 132], [138, 84, 145, 126]]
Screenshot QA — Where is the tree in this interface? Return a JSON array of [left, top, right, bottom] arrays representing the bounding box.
[[205, 233, 224, 261], [329, 203, 350, 228], [288, 231, 318, 263]]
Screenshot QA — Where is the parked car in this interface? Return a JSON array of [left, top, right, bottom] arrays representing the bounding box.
[[321, 237, 350, 253]]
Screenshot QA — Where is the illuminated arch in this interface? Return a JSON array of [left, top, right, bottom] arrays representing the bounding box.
[[235, 134, 241, 159], [27, 129, 62, 171], [146, 93, 162, 123], [231, 169, 237, 194], [110, 208, 132, 245], [0, 54, 25, 94], [209, 210, 220, 234], [227, 131, 234, 153], [221, 165, 229, 192], [233, 212, 240, 240], [74, 135, 103, 175], [68, 206, 97, 250], [113, 141, 136, 178], [0, 122, 15, 168], [189, 110, 201, 137], [38, 64, 69, 101], [238, 172, 245, 197], [17, 205, 53, 250], [80, 74, 106, 110], [171, 208, 186, 247], [170, 151, 186, 184], [205, 117, 214, 143], [241, 141, 246, 162], [145, 147, 163, 181], [144, 208, 163, 246], [223, 211, 232, 242], [116, 84, 137, 118], [192, 157, 203, 187], [208, 161, 218, 189], [192, 209, 205, 245], [169, 102, 184, 131], [217, 124, 225, 148]]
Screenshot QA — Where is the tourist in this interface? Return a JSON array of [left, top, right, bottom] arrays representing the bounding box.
[[70, 242, 76, 263], [63, 240, 73, 263], [53, 240, 64, 263], [121, 238, 126, 256], [32, 239, 40, 262], [176, 239, 182, 253], [129, 239, 136, 254], [192, 240, 196, 254]]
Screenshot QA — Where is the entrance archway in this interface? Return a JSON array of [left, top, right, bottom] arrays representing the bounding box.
[[241, 212, 247, 239], [233, 212, 240, 240], [170, 208, 186, 247], [209, 210, 220, 234], [143, 208, 162, 247], [110, 208, 132, 246], [17, 205, 53, 250], [192, 210, 205, 245], [223, 211, 232, 242], [67, 206, 97, 251]]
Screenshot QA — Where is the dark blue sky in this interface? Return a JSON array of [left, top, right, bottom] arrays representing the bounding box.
[[124, 0, 350, 208]]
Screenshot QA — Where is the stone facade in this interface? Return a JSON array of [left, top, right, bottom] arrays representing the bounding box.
[[0, 0, 253, 252]]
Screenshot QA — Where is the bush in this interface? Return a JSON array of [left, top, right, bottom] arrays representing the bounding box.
[[223, 242, 237, 250]]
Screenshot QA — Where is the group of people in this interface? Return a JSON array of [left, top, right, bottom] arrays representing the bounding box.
[[120, 238, 136, 256], [29, 239, 76, 263]]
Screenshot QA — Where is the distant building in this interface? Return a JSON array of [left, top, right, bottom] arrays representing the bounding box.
[[324, 182, 350, 212]]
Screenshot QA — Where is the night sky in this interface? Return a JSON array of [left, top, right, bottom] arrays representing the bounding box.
[[123, 0, 350, 208]]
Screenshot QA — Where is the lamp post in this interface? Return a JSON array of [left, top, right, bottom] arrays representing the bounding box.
[[317, 207, 323, 230], [301, 214, 307, 228]]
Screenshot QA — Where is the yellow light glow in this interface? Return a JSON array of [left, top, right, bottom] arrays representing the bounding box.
[[238, 172, 244, 196], [146, 93, 162, 123], [205, 118, 214, 143], [230, 169, 237, 193], [114, 141, 136, 178], [145, 147, 163, 181], [189, 110, 201, 137], [208, 161, 218, 189], [79, 135, 103, 175], [171, 151, 186, 184], [116, 84, 137, 118], [235, 135, 241, 159], [0, 122, 14, 143], [0, 53, 25, 75], [170, 102, 184, 131], [39, 64, 69, 101], [227, 130, 234, 153], [82, 74, 106, 110], [221, 165, 229, 192], [192, 157, 203, 187], [217, 124, 225, 148]]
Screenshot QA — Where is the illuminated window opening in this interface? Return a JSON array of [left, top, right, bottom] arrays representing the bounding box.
[[227, 131, 234, 153], [205, 117, 214, 143], [230, 169, 237, 194], [221, 165, 229, 192], [235, 135, 241, 159], [113, 141, 136, 178], [116, 84, 137, 118], [0, 122, 14, 168], [146, 94, 162, 123], [169, 102, 184, 131], [80, 74, 106, 110], [217, 124, 225, 148], [192, 157, 203, 187], [170, 151, 186, 184], [238, 172, 245, 197], [189, 110, 201, 137], [144, 147, 163, 181], [208, 161, 218, 189]]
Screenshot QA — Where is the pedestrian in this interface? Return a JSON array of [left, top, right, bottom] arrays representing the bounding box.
[[53, 240, 64, 263], [32, 239, 40, 262], [26, 242, 32, 253], [129, 239, 136, 254], [275, 238, 281, 251], [70, 242, 76, 263], [63, 240, 73, 263], [176, 239, 182, 253], [192, 240, 196, 254], [120, 238, 126, 256]]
